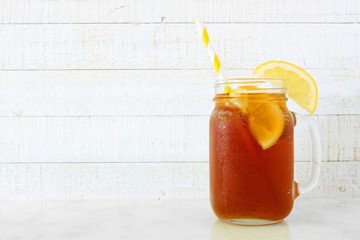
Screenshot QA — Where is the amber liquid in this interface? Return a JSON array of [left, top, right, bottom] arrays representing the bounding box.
[[209, 96, 295, 222]]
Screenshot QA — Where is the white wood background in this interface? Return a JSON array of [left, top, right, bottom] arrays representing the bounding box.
[[0, 0, 359, 200]]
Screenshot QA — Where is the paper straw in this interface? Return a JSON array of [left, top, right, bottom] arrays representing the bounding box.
[[196, 20, 225, 82]]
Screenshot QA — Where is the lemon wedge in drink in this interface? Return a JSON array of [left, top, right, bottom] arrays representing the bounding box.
[[226, 85, 285, 150], [247, 102, 285, 150], [253, 61, 318, 115]]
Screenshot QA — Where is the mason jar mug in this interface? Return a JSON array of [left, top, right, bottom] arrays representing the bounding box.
[[209, 78, 321, 225]]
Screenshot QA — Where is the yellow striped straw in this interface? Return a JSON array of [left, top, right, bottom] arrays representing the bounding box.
[[195, 20, 225, 82]]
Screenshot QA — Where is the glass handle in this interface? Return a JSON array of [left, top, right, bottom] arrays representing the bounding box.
[[292, 112, 321, 197]]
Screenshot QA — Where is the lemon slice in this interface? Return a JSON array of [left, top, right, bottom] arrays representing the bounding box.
[[227, 85, 258, 112], [247, 102, 285, 150], [253, 61, 318, 114]]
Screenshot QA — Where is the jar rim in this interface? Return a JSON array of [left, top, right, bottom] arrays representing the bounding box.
[[214, 78, 287, 102], [216, 78, 286, 89]]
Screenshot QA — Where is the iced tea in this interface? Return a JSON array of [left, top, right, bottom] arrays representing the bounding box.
[[209, 87, 297, 224]]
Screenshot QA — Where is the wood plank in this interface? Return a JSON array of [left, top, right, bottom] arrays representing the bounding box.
[[0, 0, 359, 23], [128, 0, 360, 23], [0, 162, 358, 200], [0, 1, 129, 24], [0, 24, 359, 69], [0, 69, 358, 116], [0, 115, 358, 163]]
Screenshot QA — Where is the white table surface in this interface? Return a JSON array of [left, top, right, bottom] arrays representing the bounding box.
[[0, 198, 359, 240]]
